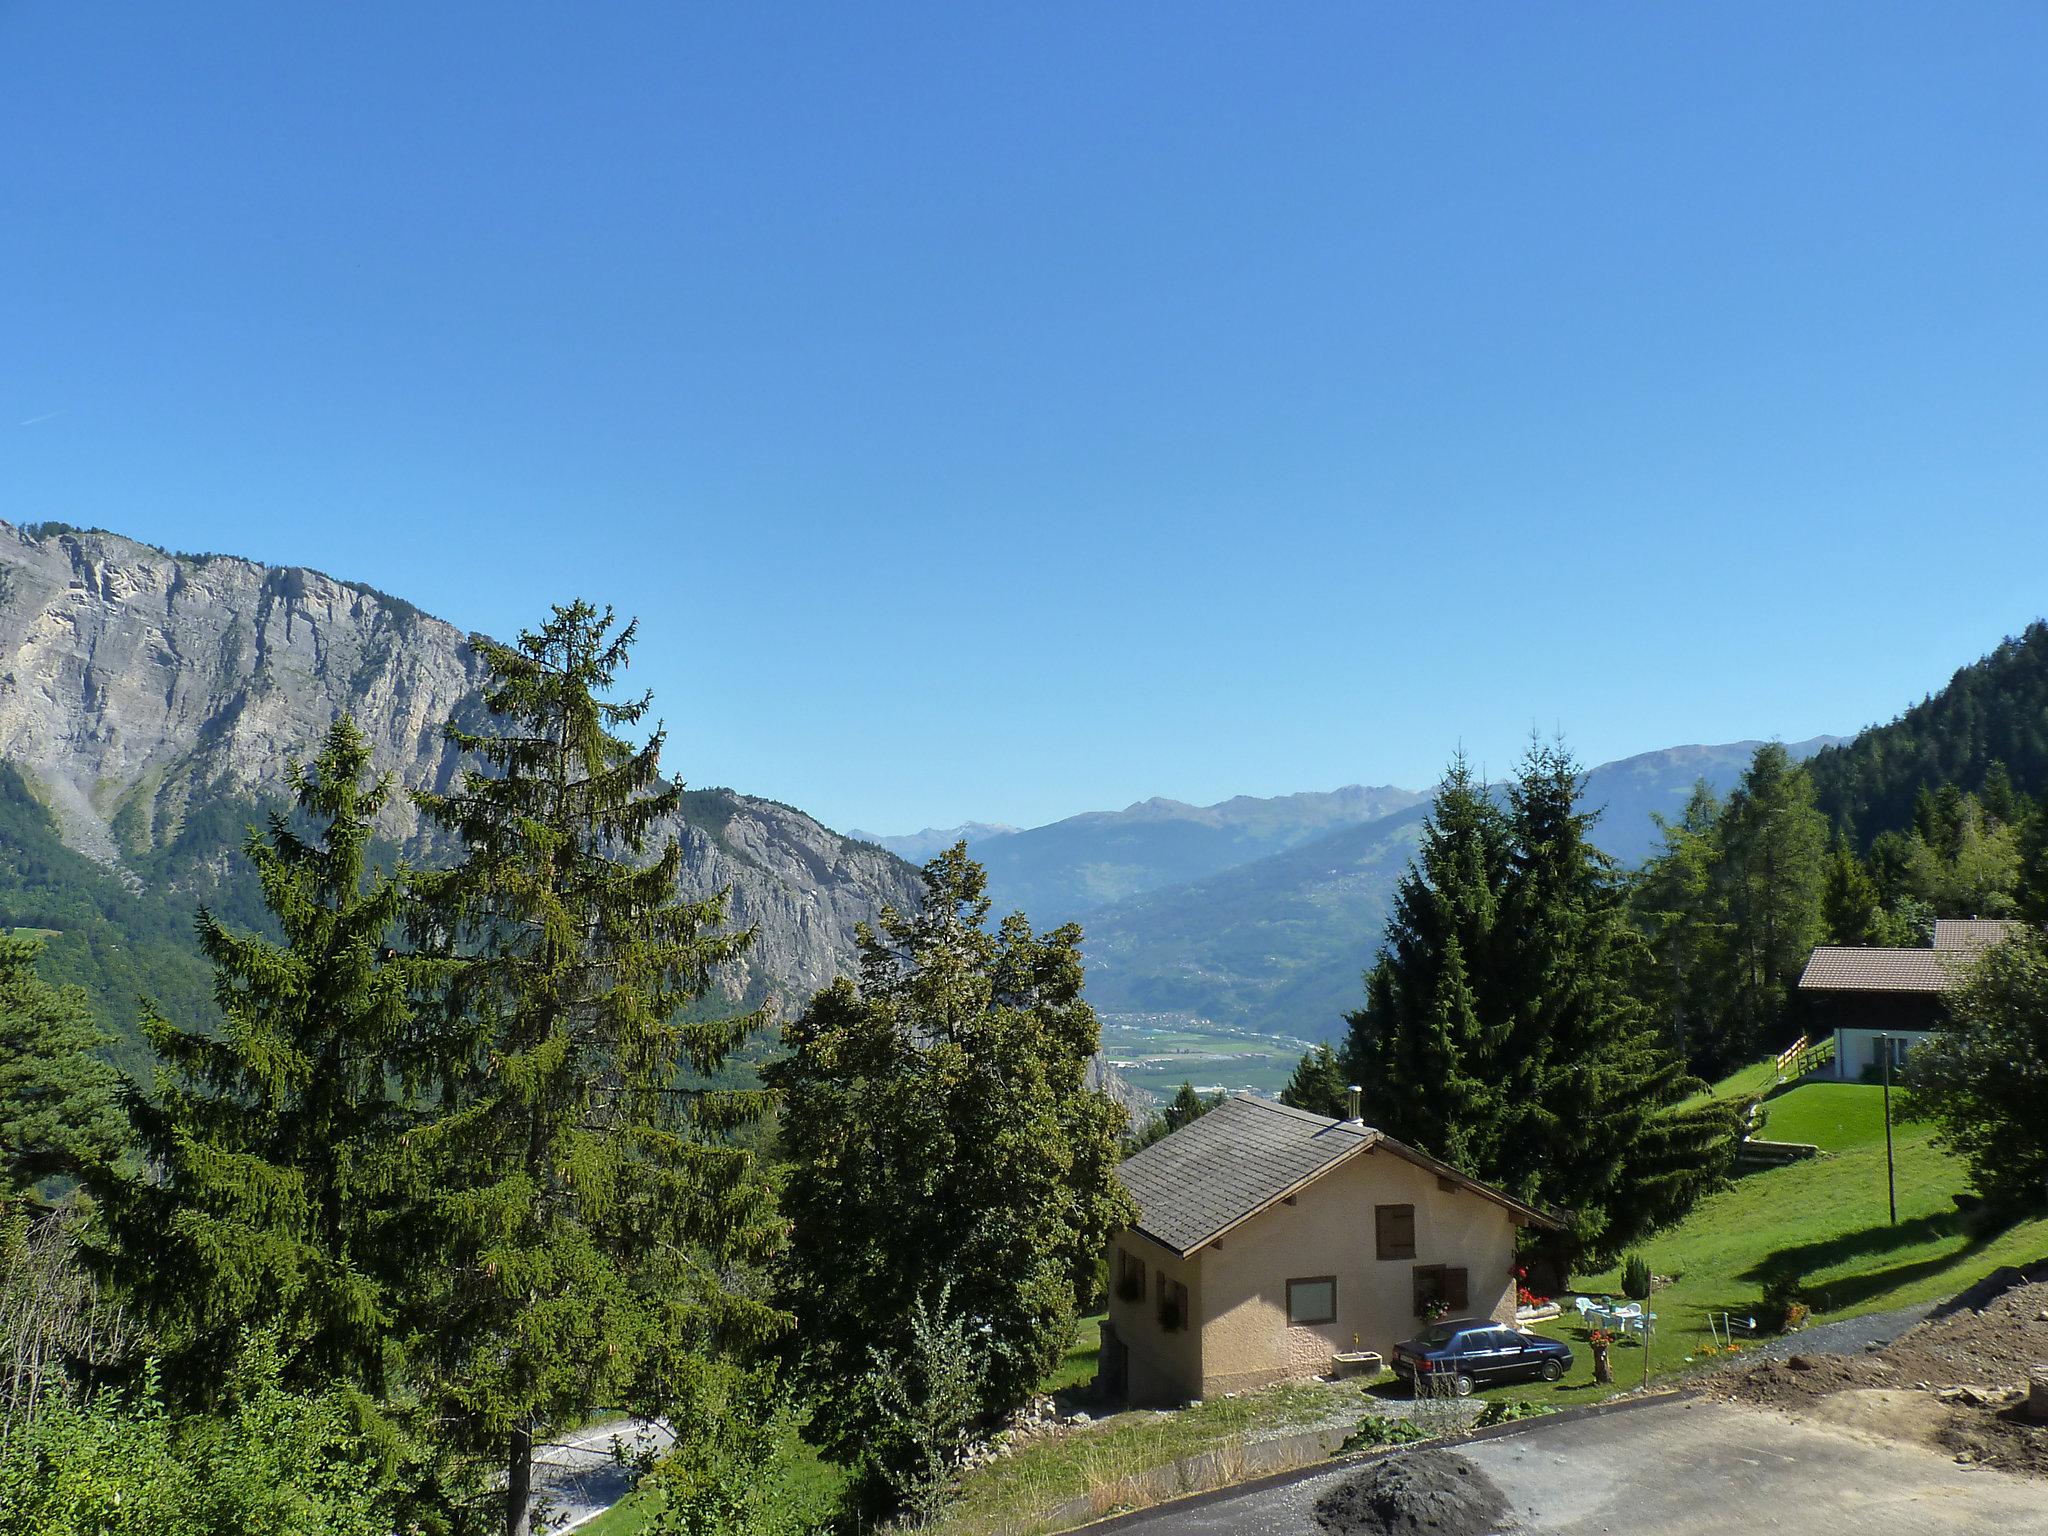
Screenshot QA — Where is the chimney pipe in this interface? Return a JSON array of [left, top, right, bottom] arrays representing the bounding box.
[[1346, 1084, 1362, 1122]]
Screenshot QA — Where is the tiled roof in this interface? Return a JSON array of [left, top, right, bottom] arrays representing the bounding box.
[[1797, 947, 1962, 994], [1116, 1094, 1557, 1256], [1932, 918, 2024, 952]]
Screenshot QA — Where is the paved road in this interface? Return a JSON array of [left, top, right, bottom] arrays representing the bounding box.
[[1096, 1397, 2048, 1535], [529, 1418, 673, 1532]]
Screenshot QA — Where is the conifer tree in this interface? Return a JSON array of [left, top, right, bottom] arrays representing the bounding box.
[[1497, 742, 1739, 1264], [408, 602, 785, 1536], [1631, 782, 1729, 1065], [1821, 833, 1885, 945], [1349, 745, 1740, 1271], [1279, 1043, 1350, 1118], [103, 717, 413, 1406], [0, 938, 125, 1209], [1344, 755, 1509, 1169], [769, 845, 1133, 1520], [1712, 743, 1826, 1069]]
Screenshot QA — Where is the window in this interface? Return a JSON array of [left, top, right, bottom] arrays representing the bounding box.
[[1286, 1276, 1336, 1326], [1412, 1264, 1469, 1316], [1375, 1204, 1416, 1260], [1115, 1249, 1146, 1304], [1157, 1274, 1190, 1333]]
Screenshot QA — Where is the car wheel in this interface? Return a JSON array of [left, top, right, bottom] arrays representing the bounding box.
[[1454, 1373, 1475, 1397], [1541, 1358, 1563, 1382]]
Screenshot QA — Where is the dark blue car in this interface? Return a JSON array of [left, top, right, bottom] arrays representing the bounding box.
[[1390, 1318, 1572, 1395]]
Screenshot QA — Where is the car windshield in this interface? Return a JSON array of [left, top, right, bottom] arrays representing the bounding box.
[[1419, 1325, 1459, 1346]]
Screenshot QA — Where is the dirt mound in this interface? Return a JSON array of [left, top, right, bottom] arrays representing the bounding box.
[[1711, 1278, 2048, 1478], [1313, 1450, 1511, 1536]]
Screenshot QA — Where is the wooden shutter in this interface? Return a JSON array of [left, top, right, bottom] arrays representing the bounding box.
[[1376, 1204, 1416, 1260], [1444, 1266, 1469, 1310]]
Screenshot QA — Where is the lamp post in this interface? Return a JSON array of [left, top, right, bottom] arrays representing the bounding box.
[[1876, 1032, 1897, 1226]]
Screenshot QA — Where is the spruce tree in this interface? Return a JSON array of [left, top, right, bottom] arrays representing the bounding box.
[[1498, 742, 1739, 1264], [1349, 745, 1740, 1271], [0, 938, 125, 1209], [1279, 1043, 1350, 1118], [1343, 755, 1509, 1169], [1821, 833, 1885, 945], [409, 602, 785, 1536], [103, 717, 413, 1406], [768, 845, 1133, 1520]]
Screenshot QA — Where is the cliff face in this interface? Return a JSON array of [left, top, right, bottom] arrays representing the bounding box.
[[0, 519, 919, 1010]]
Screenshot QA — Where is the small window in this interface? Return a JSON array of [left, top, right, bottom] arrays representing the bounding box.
[[1115, 1249, 1146, 1304], [1412, 1264, 1470, 1316], [1286, 1276, 1336, 1326], [1375, 1204, 1416, 1260], [1157, 1274, 1190, 1333]]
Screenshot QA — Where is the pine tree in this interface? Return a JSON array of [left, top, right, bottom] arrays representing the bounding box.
[[0, 938, 125, 1209], [1343, 756, 1509, 1168], [409, 603, 786, 1536], [1279, 1043, 1350, 1118], [768, 845, 1133, 1520], [101, 718, 413, 1407]]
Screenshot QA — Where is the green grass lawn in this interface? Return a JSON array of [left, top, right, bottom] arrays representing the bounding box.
[[1753, 1081, 1899, 1150], [1508, 1082, 2047, 1397]]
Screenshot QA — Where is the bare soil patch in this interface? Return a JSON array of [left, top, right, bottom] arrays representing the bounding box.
[[1312, 1450, 1511, 1536], [1709, 1278, 2048, 1478]]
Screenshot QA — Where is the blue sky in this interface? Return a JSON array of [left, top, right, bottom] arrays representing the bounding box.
[[5, 5, 2045, 835]]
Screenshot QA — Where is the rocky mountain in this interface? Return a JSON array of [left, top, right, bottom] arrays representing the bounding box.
[[863, 783, 1429, 931], [0, 519, 922, 1042], [1078, 737, 1840, 1043]]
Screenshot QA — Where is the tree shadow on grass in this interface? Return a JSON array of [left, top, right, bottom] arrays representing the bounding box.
[[1736, 1210, 2018, 1314]]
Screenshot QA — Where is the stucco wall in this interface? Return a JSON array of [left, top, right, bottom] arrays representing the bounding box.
[[1107, 1227, 1206, 1405], [1182, 1146, 1518, 1397], [1831, 1027, 1932, 1080]]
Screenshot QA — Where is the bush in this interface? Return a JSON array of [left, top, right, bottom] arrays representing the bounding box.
[[0, 1338, 391, 1536], [1341, 1414, 1434, 1451], [1621, 1254, 1652, 1302], [1475, 1399, 1553, 1427], [1761, 1273, 1810, 1333]]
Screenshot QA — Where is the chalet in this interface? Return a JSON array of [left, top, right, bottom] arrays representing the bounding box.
[[1797, 917, 2022, 1080], [1098, 1094, 1562, 1406]]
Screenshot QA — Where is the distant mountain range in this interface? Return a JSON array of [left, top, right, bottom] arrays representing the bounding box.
[[846, 785, 1428, 930], [861, 737, 1840, 1047], [0, 520, 921, 1057], [847, 822, 1022, 862]]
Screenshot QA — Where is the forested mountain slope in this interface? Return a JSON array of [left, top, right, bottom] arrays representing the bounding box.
[[0, 520, 921, 1052], [1808, 621, 2048, 842]]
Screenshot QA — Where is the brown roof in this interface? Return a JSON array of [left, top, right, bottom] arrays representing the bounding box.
[[1797, 946, 1963, 994], [1116, 1094, 1560, 1257], [1932, 918, 2024, 952]]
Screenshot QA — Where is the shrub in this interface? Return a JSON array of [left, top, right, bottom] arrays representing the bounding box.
[[1342, 1414, 1434, 1451], [1475, 1399, 1553, 1427], [0, 1338, 390, 1536], [1621, 1254, 1652, 1302], [1761, 1273, 1810, 1333]]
